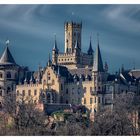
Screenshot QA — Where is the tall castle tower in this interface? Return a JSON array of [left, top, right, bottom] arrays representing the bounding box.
[[0, 41, 19, 110], [64, 21, 82, 54], [52, 21, 94, 69]]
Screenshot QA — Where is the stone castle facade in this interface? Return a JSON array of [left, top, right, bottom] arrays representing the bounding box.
[[0, 21, 140, 117]]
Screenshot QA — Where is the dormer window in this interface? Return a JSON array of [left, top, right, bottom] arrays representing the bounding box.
[[7, 72, 11, 79]]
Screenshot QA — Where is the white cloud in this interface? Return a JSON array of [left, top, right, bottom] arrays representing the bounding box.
[[102, 5, 140, 34]]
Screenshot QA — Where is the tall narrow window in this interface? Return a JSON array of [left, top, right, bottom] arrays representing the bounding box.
[[94, 97, 96, 103], [28, 90, 31, 96], [78, 98, 81, 104], [34, 90, 37, 96], [7, 72, 11, 79], [17, 90, 19, 96], [66, 88, 68, 94], [84, 98, 86, 104], [0, 72, 3, 78], [90, 98, 93, 104], [61, 84, 63, 90], [72, 88, 74, 94], [22, 90, 25, 96], [7, 87, 11, 93], [98, 97, 100, 103], [78, 87, 80, 94], [0, 89, 2, 96]]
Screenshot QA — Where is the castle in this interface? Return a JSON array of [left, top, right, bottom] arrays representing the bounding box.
[[0, 21, 140, 118]]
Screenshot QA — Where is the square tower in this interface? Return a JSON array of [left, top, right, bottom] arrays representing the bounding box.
[[64, 21, 82, 53]]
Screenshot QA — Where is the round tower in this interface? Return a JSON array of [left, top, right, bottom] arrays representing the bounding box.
[[0, 41, 19, 110]]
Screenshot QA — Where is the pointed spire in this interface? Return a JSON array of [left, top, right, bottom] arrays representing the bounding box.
[[24, 72, 28, 84], [121, 64, 124, 73], [30, 72, 34, 83], [53, 34, 59, 53], [87, 36, 94, 55], [0, 40, 16, 65], [36, 65, 42, 83], [93, 34, 104, 72], [74, 39, 79, 49], [104, 61, 108, 72], [47, 53, 52, 67]]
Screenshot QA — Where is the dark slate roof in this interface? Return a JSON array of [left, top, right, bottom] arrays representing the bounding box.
[[19, 71, 35, 84], [69, 67, 92, 76], [121, 71, 135, 83], [107, 74, 116, 81], [52, 65, 73, 82], [129, 70, 140, 79], [87, 39, 94, 55], [93, 43, 104, 72], [107, 70, 136, 85], [0, 46, 16, 65]]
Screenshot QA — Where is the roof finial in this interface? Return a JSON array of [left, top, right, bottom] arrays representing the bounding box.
[[90, 35, 92, 42], [97, 33, 99, 47], [53, 33, 59, 53], [133, 60, 135, 70], [121, 64, 124, 73], [48, 53, 52, 67], [54, 33, 56, 41], [6, 39, 10, 47]]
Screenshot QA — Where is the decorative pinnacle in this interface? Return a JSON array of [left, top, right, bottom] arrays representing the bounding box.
[[97, 33, 99, 46], [6, 40, 10, 47], [54, 33, 56, 41], [90, 35, 92, 42]]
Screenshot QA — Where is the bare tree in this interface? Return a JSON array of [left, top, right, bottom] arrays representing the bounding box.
[[89, 93, 140, 136]]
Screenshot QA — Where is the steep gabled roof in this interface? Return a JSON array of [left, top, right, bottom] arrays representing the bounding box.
[[93, 42, 104, 72], [87, 38, 94, 55], [0, 46, 16, 65], [53, 37, 59, 53]]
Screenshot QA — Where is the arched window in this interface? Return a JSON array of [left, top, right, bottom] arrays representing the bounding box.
[[66, 100, 68, 104], [0, 102, 2, 110], [7, 87, 11, 93], [7, 72, 11, 79], [17, 90, 19, 96], [66, 88, 68, 94], [47, 93, 52, 103], [78, 87, 80, 94], [61, 84, 63, 90], [84, 98, 86, 104], [43, 80, 46, 84], [0, 88, 2, 96], [0, 72, 3, 78]]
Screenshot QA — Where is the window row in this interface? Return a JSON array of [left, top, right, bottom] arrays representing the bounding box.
[[84, 97, 101, 105], [66, 87, 94, 94], [17, 89, 37, 96], [0, 72, 17, 79], [66, 87, 81, 94], [58, 58, 73, 62]]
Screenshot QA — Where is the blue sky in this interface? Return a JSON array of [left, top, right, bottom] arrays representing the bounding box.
[[0, 4, 140, 73]]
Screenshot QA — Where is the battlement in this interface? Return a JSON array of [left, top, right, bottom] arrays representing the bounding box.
[[17, 83, 41, 88], [65, 21, 82, 29], [58, 52, 75, 57]]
